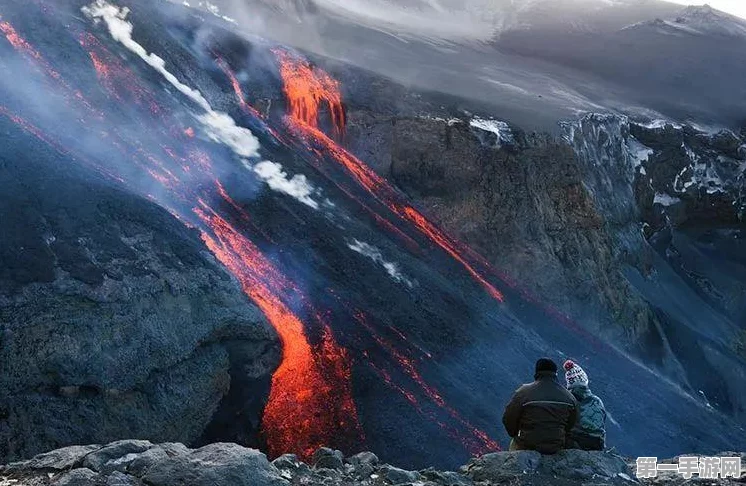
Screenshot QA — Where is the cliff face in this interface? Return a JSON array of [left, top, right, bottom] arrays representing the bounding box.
[[0, 138, 282, 461], [345, 110, 746, 421]]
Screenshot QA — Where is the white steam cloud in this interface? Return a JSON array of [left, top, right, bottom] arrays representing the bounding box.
[[347, 239, 414, 288], [252, 161, 318, 209], [82, 0, 320, 208]]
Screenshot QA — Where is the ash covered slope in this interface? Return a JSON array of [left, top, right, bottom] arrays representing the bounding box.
[[0, 102, 281, 460], [0, 0, 745, 470]]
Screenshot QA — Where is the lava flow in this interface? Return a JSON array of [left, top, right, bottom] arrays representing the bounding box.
[[274, 49, 504, 303], [274, 49, 346, 138], [354, 312, 499, 455], [3, 14, 363, 461], [195, 204, 363, 458]]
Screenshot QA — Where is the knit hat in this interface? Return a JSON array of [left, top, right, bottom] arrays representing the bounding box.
[[564, 360, 589, 388], [535, 357, 558, 374]]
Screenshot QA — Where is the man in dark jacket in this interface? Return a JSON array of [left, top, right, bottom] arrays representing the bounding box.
[[502, 358, 579, 454]]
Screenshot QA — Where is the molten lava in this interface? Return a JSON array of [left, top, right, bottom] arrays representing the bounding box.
[[274, 49, 504, 303], [3, 18, 363, 461], [274, 49, 346, 138], [195, 205, 363, 459]]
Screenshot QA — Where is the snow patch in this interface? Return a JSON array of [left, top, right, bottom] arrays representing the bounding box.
[[198, 1, 237, 23], [469, 117, 514, 146], [419, 115, 462, 126], [83, 1, 320, 208], [628, 137, 653, 168], [347, 239, 413, 287], [654, 193, 681, 207], [640, 119, 682, 130]]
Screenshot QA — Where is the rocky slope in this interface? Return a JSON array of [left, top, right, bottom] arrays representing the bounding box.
[[1, 440, 744, 486], [0, 132, 282, 461]]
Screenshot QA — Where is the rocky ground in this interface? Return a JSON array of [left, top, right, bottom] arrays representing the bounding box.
[[0, 441, 744, 486]]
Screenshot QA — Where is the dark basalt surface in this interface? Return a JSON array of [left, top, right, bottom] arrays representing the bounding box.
[[0, 124, 281, 461]]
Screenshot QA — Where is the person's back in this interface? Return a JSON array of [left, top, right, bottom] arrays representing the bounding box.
[[502, 358, 578, 454], [563, 360, 606, 451]]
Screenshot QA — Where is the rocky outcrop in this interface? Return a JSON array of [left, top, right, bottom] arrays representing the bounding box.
[[346, 112, 656, 345], [2, 441, 743, 485], [0, 150, 282, 461], [0, 441, 287, 486]]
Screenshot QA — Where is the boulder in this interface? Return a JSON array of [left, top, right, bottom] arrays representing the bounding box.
[[140, 443, 287, 486], [106, 471, 142, 485], [313, 447, 345, 470], [82, 440, 154, 474], [464, 451, 541, 481], [347, 451, 379, 468], [421, 468, 473, 486], [52, 468, 103, 486], [3, 445, 101, 473], [126, 443, 189, 477], [347, 451, 379, 478], [380, 465, 422, 484], [540, 449, 631, 480]]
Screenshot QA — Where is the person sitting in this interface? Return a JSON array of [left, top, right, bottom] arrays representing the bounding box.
[[563, 360, 606, 451], [502, 357, 578, 454]]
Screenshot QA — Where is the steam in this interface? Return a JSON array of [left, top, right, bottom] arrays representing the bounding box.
[[82, 0, 320, 208], [347, 239, 414, 288], [252, 161, 319, 209]]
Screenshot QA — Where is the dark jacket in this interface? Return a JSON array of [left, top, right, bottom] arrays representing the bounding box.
[[502, 371, 579, 454], [566, 385, 606, 451]]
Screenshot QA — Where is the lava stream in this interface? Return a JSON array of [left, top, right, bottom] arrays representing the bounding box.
[[274, 49, 346, 138], [195, 205, 363, 459], [354, 312, 499, 454], [4, 15, 363, 460], [274, 50, 504, 303]]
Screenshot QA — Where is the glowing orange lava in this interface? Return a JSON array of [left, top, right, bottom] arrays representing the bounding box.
[[4, 22, 364, 459], [274, 49, 504, 303], [274, 49, 346, 137], [195, 204, 363, 459]]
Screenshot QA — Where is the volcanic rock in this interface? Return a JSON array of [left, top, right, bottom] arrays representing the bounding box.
[[4, 442, 743, 486], [313, 447, 345, 470], [0, 149, 282, 462]]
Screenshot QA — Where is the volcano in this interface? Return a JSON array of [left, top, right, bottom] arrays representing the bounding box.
[[1, 0, 745, 469]]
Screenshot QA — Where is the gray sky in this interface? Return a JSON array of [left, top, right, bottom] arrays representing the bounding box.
[[669, 1, 746, 19]]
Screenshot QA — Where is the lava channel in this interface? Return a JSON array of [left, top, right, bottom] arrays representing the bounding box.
[[273, 49, 505, 303]]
